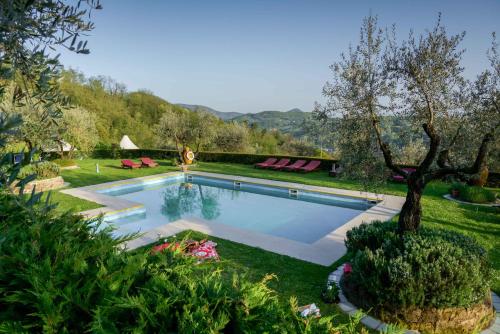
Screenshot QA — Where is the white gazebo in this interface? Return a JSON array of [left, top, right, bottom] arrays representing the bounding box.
[[119, 135, 139, 150]]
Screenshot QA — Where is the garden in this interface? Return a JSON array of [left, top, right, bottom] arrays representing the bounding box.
[[0, 2, 499, 334]]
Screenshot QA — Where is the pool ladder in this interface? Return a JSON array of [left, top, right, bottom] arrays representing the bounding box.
[[186, 175, 193, 182], [234, 181, 242, 189], [289, 189, 299, 198]]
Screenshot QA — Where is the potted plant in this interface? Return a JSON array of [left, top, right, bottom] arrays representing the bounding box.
[[450, 182, 463, 199]]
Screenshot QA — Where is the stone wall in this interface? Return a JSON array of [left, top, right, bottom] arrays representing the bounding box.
[[11, 176, 65, 194]]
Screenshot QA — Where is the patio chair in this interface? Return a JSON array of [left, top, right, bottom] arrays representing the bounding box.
[[391, 168, 416, 183], [121, 159, 141, 169], [268, 158, 291, 170], [298, 160, 321, 173], [140, 157, 159, 167], [282, 160, 307, 171], [255, 157, 278, 168]]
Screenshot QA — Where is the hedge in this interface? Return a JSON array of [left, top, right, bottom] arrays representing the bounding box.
[[90, 149, 339, 171], [43, 148, 500, 184]]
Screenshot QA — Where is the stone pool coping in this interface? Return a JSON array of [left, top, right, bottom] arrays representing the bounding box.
[[443, 194, 500, 207], [62, 171, 405, 266], [328, 264, 500, 334]]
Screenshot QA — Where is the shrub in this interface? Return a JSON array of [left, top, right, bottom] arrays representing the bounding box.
[[17, 161, 60, 180], [0, 192, 369, 333], [321, 281, 340, 304], [342, 221, 492, 312], [450, 182, 497, 204], [52, 158, 77, 167]]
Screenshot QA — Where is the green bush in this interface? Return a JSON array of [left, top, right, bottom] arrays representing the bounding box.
[[52, 158, 77, 167], [0, 192, 369, 333], [17, 161, 60, 180], [450, 182, 496, 204], [342, 221, 492, 311]]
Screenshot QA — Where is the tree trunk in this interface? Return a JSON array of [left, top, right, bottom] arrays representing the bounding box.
[[398, 176, 425, 233]]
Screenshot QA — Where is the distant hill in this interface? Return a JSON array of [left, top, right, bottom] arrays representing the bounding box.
[[176, 104, 244, 120], [230, 108, 311, 137]]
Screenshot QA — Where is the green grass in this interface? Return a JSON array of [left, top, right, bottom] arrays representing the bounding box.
[[54, 158, 500, 302], [139, 230, 354, 325]]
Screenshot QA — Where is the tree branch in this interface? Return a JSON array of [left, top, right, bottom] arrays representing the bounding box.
[[427, 131, 494, 180], [420, 123, 441, 171], [371, 118, 405, 176]]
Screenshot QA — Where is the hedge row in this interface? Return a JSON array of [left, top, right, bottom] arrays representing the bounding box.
[[91, 149, 339, 171], [44, 148, 500, 185]]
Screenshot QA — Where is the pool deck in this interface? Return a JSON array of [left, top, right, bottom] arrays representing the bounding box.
[[61, 171, 405, 266]]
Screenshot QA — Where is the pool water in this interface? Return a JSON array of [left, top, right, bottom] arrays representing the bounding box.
[[103, 176, 373, 244]]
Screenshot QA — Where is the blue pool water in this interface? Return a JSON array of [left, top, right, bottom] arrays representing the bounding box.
[[103, 175, 373, 244]]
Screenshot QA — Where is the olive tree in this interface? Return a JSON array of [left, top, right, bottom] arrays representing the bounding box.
[[0, 0, 101, 187], [155, 108, 218, 160], [214, 121, 253, 153], [316, 15, 499, 233], [57, 106, 99, 158]]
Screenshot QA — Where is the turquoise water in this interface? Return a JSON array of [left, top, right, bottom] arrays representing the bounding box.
[[104, 176, 373, 244]]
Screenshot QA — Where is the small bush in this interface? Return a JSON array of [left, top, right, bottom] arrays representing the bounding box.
[[450, 182, 496, 204], [18, 161, 60, 180], [321, 281, 340, 304], [52, 158, 77, 167], [343, 221, 492, 311]]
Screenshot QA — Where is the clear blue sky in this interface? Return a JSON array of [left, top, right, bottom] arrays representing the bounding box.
[[58, 0, 500, 114]]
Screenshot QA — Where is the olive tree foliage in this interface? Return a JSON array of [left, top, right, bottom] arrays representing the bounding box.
[[0, 0, 101, 188], [57, 106, 99, 158], [213, 121, 253, 153], [0, 83, 59, 152], [154, 108, 219, 160], [315, 15, 499, 233]]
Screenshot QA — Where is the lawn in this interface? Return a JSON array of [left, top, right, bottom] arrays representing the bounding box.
[[56, 158, 500, 303]]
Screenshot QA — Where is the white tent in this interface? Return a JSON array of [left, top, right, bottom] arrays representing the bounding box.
[[45, 140, 76, 152], [119, 135, 139, 150]]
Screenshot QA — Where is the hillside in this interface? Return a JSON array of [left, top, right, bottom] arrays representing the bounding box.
[[176, 104, 244, 120], [231, 108, 311, 137], [60, 71, 187, 148]]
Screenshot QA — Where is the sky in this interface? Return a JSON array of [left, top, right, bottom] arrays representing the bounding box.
[[57, 0, 500, 114]]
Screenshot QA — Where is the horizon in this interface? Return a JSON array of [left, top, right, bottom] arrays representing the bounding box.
[[58, 0, 500, 114]]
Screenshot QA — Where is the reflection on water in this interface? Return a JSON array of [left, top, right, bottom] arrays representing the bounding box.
[[161, 183, 221, 221], [107, 176, 373, 244]]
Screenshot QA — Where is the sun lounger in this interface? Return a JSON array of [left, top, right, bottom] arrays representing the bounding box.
[[268, 158, 291, 170], [392, 168, 416, 182], [298, 160, 321, 173], [140, 157, 159, 167], [121, 159, 141, 169], [283, 160, 307, 171], [255, 157, 278, 168]]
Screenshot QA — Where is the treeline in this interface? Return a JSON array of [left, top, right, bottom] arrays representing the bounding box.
[[60, 70, 325, 157]]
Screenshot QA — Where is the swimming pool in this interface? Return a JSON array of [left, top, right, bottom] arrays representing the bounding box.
[[101, 174, 375, 244]]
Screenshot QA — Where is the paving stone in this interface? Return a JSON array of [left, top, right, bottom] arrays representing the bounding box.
[[360, 315, 382, 329], [338, 301, 355, 313]]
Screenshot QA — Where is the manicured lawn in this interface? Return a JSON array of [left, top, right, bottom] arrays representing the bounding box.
[[139, 230, 354, 326], [55, 158, 500, 299]]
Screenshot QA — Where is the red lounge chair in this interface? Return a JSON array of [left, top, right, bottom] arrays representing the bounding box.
[[121, 159, 141, 169], [283, 160, 307, 171], [255, 157, 277, 168], [268, 158, 291, 170], [298, 160, 321, 173], [140, 157, 159, 167], [392, 168, 416, 183]]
